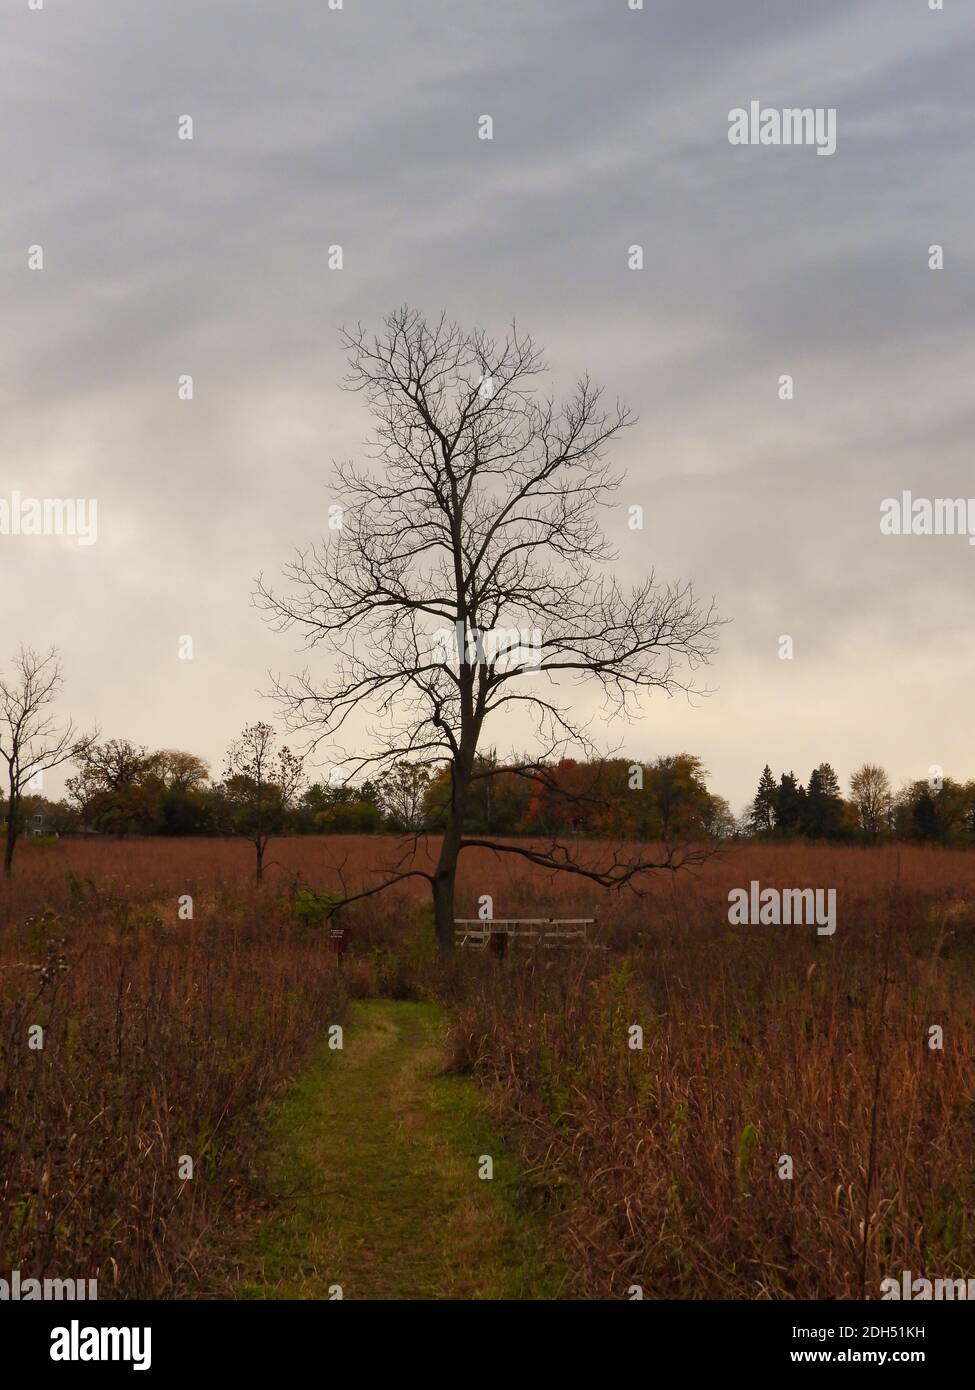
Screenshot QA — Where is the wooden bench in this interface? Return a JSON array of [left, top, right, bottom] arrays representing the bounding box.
[[454, 918, 596, 951]]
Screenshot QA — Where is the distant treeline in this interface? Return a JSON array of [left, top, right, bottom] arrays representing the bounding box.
[[2, 746, 729, 841], [4, 740, 974, 847], [747, 762, 975, 846]]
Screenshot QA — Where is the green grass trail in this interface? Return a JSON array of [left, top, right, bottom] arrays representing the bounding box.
[[231, 1000, 561, 1300]]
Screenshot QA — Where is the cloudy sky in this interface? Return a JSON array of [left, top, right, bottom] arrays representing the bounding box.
[[3, 0, 973, 812]]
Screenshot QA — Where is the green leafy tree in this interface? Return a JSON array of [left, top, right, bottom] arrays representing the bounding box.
[[378, 761, 433, 832], [701, 793, 736, 839], [300, 780, 382, 834], [912, 786, 938, 842], [67, 740, 162, 836], [645, 754, 713, 840]]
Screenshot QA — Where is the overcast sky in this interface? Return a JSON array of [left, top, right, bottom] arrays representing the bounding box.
[[2, 0, 973, 812]]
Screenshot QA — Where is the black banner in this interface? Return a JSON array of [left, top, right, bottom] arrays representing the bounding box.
[[2, 1298, 968, 1374]]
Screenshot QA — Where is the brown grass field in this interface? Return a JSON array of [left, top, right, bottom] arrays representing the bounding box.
[[2, 834, 974, 1299]]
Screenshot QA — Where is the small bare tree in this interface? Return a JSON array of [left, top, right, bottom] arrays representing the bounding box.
[[223, 721, 304, 883], [0, 645, 95, 876], [257, 308, 721, 948]]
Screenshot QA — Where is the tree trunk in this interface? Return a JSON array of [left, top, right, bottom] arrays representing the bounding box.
[[432, 763, 472, 951], [255, 837, 265, 885], [2, 828, 15, 877], [432, 828, 459, 952], [3, 789, 18, 877]]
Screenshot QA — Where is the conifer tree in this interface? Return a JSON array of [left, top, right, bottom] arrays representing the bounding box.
[[749, 764, 777, 834]]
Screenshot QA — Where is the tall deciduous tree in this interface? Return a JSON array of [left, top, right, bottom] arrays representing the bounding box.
[[645, 753, 713, 840], [257, 308, 721, 949], [849, 763, 892, 840], [378, 760, 433, 832], [67, 739, 157, 835], [0, 646, 94, 876]]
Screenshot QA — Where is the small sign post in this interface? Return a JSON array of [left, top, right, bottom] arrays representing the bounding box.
[[328, 924, 350, 958]]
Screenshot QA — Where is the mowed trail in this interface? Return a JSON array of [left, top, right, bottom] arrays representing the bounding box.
[[230, 1000, 560, 1300]]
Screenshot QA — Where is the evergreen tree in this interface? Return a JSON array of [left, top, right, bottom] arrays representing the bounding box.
[[750, 764, 777, 834], [804, 762, 844, 838], [775, 771, 806, 835]]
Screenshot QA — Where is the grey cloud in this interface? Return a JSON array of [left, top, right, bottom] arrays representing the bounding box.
[[2, 0, 973, 806]]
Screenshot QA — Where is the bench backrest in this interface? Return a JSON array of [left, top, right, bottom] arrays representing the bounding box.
[[454, 918, 595, 948]]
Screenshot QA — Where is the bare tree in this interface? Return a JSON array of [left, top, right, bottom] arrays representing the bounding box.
[[0, 645, 95, 876], [223, 722, 304, 883], [850, 763, 892, 840], [257, 308, 721, 949]]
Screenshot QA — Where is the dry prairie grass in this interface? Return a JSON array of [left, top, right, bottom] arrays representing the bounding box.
[[0, 872, 347, 1298], [448, 882, 975, 1298], [3, 834, 974, 1299]]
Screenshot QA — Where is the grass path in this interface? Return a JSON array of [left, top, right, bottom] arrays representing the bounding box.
[[229, 1000, 561, 1300]]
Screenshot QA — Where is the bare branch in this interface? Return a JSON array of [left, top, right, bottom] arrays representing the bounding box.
[[256, 309, 723, 946]]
